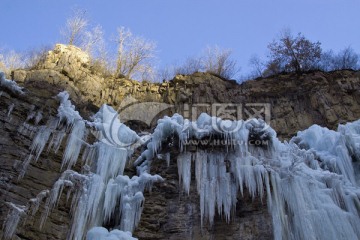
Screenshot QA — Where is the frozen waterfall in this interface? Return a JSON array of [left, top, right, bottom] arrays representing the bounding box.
[[3, 91, 360, 240]]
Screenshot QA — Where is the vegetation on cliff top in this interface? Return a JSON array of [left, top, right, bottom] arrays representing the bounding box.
[[0, 8, 359, 82]]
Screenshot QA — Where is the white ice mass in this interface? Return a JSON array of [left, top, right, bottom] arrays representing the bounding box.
[[3, 91, 360, 240], [0, 72, 24, 95]]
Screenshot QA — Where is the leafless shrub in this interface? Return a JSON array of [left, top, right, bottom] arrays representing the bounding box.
[[202, 46, 239, 79], [114, 27, 157, 80]]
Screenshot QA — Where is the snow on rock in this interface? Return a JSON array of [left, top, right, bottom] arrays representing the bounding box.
[[0, 71, 24, 95], [87, 227, 137, 240]]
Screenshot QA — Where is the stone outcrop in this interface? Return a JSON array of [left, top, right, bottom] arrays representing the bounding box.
[[1, 44, 360, 239], [11, 45, 360, 139]]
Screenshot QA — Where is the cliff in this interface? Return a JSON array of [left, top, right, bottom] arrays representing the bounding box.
[[1, 44, 360, 239]]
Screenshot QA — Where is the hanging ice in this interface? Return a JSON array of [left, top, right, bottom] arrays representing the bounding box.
[[6, 87, 360, 240], [103, 173, 163, 232], [135, 112, 360, 239], [2, 203, 27, 240], [87, 227, 138, 240], [7, 103, 14, 117], [61, 119, 86, 169], [14, 92, 161, 240], [291, 124, 356, 184], [89, 104, 140, 148], [0, 72, 24, 95]]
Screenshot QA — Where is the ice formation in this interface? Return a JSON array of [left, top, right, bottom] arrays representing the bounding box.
[[87, 227, 137, 240], [2, 203, 27, 240], [103, 173, 163, 232], [7, 103, 14, 117], [2, 189, 50, 240], [135, 113, 360, 239], [4, 89, 360, 240], [0, 72, 24, 95], [7, 91, 162, 240]]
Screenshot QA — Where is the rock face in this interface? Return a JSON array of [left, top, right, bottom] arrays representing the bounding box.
[[0, 82, 73, 240], [1, 45, 360, 239], [12, 45, 360, 139]]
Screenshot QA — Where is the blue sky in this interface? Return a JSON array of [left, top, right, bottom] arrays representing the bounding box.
[[1, 0, 359, 76]]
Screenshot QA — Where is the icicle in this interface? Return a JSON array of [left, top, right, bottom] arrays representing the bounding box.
[[62, 120, 86, 169], [68, 174, 105, 240], [29, 126, 52, 162], [0, 72, 24, 95], [177, 152, 192, 195], [40, 170, 88, 229], [103, 173, 163, 228], [28, 190, 50, 216], [47, 130, 66, 153], [2, 202, 27, 240], [7, 103, 14, 117], [35, 111, 43, 125], [94, 142, 129, 181], [87, 227, 138, 240], [18, 117, 59, 180], [157, 153, 170, 167], [18, 125, 52, 180], [120, 193, 145, 232]]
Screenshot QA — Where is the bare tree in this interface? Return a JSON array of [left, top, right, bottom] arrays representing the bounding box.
[[334, 46, 359, 70], [202, 46, 238, 79], [318, 47, 359, 71], [174, 57, 203, 75], [158, 65, 174, 81], [248, 54, 265, 78], [24, 45, 52, 69], [267, 30, 322, 73], [114, 27, 156, 80], [61, 8, 88, 46], [0, 50, 25, 73], [81, 25, 106, 57], [318, 50, 335, 71]]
